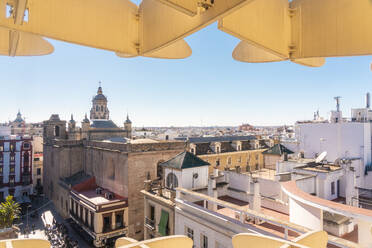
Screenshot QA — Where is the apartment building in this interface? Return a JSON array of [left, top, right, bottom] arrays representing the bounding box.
[[68, 175, 128, 247], [186, 136, 268, 174], [0, 126, 33, 201]]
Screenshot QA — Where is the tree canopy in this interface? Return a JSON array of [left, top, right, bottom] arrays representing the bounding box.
[[0, 196, 21, 228]]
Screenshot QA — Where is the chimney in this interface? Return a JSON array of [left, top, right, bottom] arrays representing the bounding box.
[[249, 179, 261, 224], [367, 92, 370, 109], [334, 96, 341, 112], [144, 180, 152, 191], [207, 176, 217, 211], [170, 190, 176, 202], [283, 152, 288, 161], [213, 167, 219, 177], [300, 152, 305, 159], [344, 161, 359, 207], [157, 185, 163, 197]]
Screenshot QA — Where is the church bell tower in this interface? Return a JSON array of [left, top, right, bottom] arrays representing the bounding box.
[[90, 82, 110, 120]]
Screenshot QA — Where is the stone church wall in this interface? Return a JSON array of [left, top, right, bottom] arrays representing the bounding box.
[[44, 138, 185, 240], [43, 140, 84, 218], [127, 147, 184, 240]]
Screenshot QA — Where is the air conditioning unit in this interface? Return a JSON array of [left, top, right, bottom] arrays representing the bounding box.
[[105, 192, 114, 200], [108, 193, 114, 199]]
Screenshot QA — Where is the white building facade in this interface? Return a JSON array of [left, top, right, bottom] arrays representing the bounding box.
[[293, 121, 372, 190], [286, 94, 372, 190]]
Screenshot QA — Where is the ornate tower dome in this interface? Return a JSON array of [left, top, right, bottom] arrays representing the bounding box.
[[124, 113, 132, 139], [14, 110, 24, 123], [90, 82, 110, 120], [68, 114, 76, 132]]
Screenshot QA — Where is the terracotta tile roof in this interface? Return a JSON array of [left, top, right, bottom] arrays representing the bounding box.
[[188, 136, 256, 143]]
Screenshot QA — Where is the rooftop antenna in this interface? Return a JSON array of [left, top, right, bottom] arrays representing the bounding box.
[[366, 92, 370, 109], [334, 96, 341, 112]]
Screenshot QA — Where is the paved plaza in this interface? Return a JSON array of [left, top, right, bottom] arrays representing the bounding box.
[[16, 195, 91, 248]]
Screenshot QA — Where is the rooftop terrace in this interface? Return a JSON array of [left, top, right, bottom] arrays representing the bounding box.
[[71, 177, 127, 206], [176, 187, 359, 248]]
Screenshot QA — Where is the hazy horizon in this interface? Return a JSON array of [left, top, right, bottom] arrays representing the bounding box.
[[1, 23, 371, 127]]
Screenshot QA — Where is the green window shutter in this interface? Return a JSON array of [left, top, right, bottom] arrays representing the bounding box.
[[158, 210, 169, 236]]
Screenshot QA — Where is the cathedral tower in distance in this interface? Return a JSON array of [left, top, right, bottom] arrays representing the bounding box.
[[90, 82, 109, 120]]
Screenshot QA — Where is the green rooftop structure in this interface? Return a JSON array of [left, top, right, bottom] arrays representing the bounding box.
[[160, 151, 210, 170], [262, 144, 294, 156]]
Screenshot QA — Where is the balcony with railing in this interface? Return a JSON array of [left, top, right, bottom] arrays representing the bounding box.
[[22, 176, 31, 185], [145, 217, 156, 230], [102, 226, 111, 233], [115, 221, 125, 230], [70, 210, 95, 233], [101, 223, 126, 234]]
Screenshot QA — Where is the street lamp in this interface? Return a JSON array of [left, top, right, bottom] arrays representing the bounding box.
[[26, 205, 31, 238]]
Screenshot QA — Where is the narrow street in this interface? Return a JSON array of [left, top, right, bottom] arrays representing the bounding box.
[[16, 195, 92, 248]]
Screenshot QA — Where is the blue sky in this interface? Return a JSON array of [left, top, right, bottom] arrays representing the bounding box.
[[0, 22, 371, 127]]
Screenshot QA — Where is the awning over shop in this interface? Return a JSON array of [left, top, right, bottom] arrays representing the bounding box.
[[158, 210, 169, 236]]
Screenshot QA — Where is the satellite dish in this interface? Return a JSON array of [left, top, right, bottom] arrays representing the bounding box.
[[193, 173, 198, 179], [316, 151, 327, 163], [334, 158, 341, 165]]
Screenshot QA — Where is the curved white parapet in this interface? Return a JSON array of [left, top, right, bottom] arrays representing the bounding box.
[[281, 181, 372, 222], [282, 181, 372, 248]]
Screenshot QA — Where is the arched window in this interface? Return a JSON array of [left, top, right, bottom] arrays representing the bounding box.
[[96, 105, 99, 111], [166, 172, 178, 189], [101, 106, 104, 112], [54, 126, 60, 137]]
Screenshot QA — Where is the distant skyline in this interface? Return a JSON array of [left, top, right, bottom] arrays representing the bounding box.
[[0, 23, 371, 127]]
